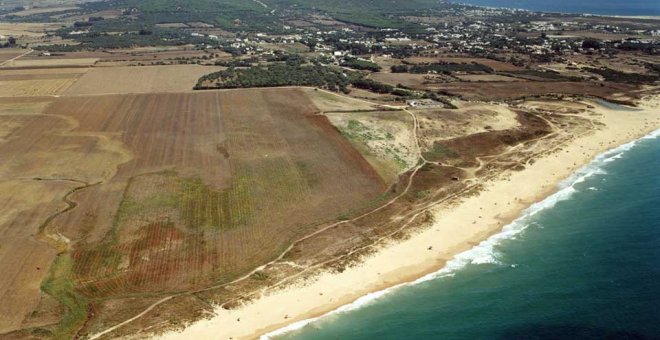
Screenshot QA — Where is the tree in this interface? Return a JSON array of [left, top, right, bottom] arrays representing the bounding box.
[[8, 36, 16, 46], [582, 38, 601, 50], [74, 21, 93, 28], [391, 65, 409, 73]]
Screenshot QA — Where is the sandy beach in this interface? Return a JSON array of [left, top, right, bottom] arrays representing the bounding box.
[[157, 96, 660, 340]]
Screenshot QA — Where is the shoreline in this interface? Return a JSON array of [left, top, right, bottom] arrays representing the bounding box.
[[158, 97, 660, 340], [262, 126, 660, 340]]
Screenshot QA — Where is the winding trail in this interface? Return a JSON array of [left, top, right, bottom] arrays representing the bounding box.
[[252, 0, 268, 8], [35, 179, 101, 252]]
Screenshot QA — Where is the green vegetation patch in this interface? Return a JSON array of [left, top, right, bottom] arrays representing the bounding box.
[[41, 254, 89, 340], [114, 171, 253, 231], [179, 175, 252, 229], [337, 114, 412, 180], [92, 0, 272, 30], [583, 67, 659, 84], [196, 63, 362, 92], [351, 78, 394, 94], [267, 0, 449, 30], [243, 156, 311, 206], [502, 69, 576, 81], [341, 119, 391, 142], [340, 58, 382, 72], [423, 143, 459, 161], [392, 62, 493, 74], [114, 193, 178, 228]]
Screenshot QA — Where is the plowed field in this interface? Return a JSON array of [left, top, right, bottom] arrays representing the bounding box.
[[0, 88, 386, 337]]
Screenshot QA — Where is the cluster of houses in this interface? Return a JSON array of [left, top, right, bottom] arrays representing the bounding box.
[[179, 5, 658, 63]]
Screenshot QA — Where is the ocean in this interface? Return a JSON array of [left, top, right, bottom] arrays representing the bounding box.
[[452, 0, 660, 16], [272, 130, 660, 340]]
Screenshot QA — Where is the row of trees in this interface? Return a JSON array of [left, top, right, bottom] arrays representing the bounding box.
[[340, 57, 382, 72], [584, 67, 659, 84], [194, 61, 456, 109], [351, 78, 393, 93], [195, 63, 361, 93], [194, 62, 427, 97], [391, 62, 493, 74]]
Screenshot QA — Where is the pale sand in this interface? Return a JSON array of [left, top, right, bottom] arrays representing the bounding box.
[[158, 96, 660, 340]]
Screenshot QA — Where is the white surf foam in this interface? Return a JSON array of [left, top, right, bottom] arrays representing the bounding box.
[[261, 129, 660, 339]]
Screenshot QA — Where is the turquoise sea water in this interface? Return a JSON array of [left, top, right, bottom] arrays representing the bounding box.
[[273, 129, 660, 340], [452, 0, 660, 16]]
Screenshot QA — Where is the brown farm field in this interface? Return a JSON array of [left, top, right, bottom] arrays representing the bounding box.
[[0, 78, 80, 97], [0, 49, 25, 64], [64, 65, 223, 95], [0, 23, 62, 38], [0, 67, 87, 97], [3, 58, 98, 68], [0, 88, 388, 338], [456, 74, 524, 82], [6, 6, 78, 17], [370, 72, 430, 89]]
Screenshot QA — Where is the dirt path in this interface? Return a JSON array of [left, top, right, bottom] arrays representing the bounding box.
[[0, 49, 32, 68], [252, 0, 268, 8]]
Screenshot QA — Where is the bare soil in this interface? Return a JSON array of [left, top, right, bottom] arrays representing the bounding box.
[[0, 88, 387, 338], [64, 65, 222, 95]]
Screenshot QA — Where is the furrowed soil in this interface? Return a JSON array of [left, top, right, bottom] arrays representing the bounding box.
[[0, 97, 130, 336], [0, 88, 387, 338]]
